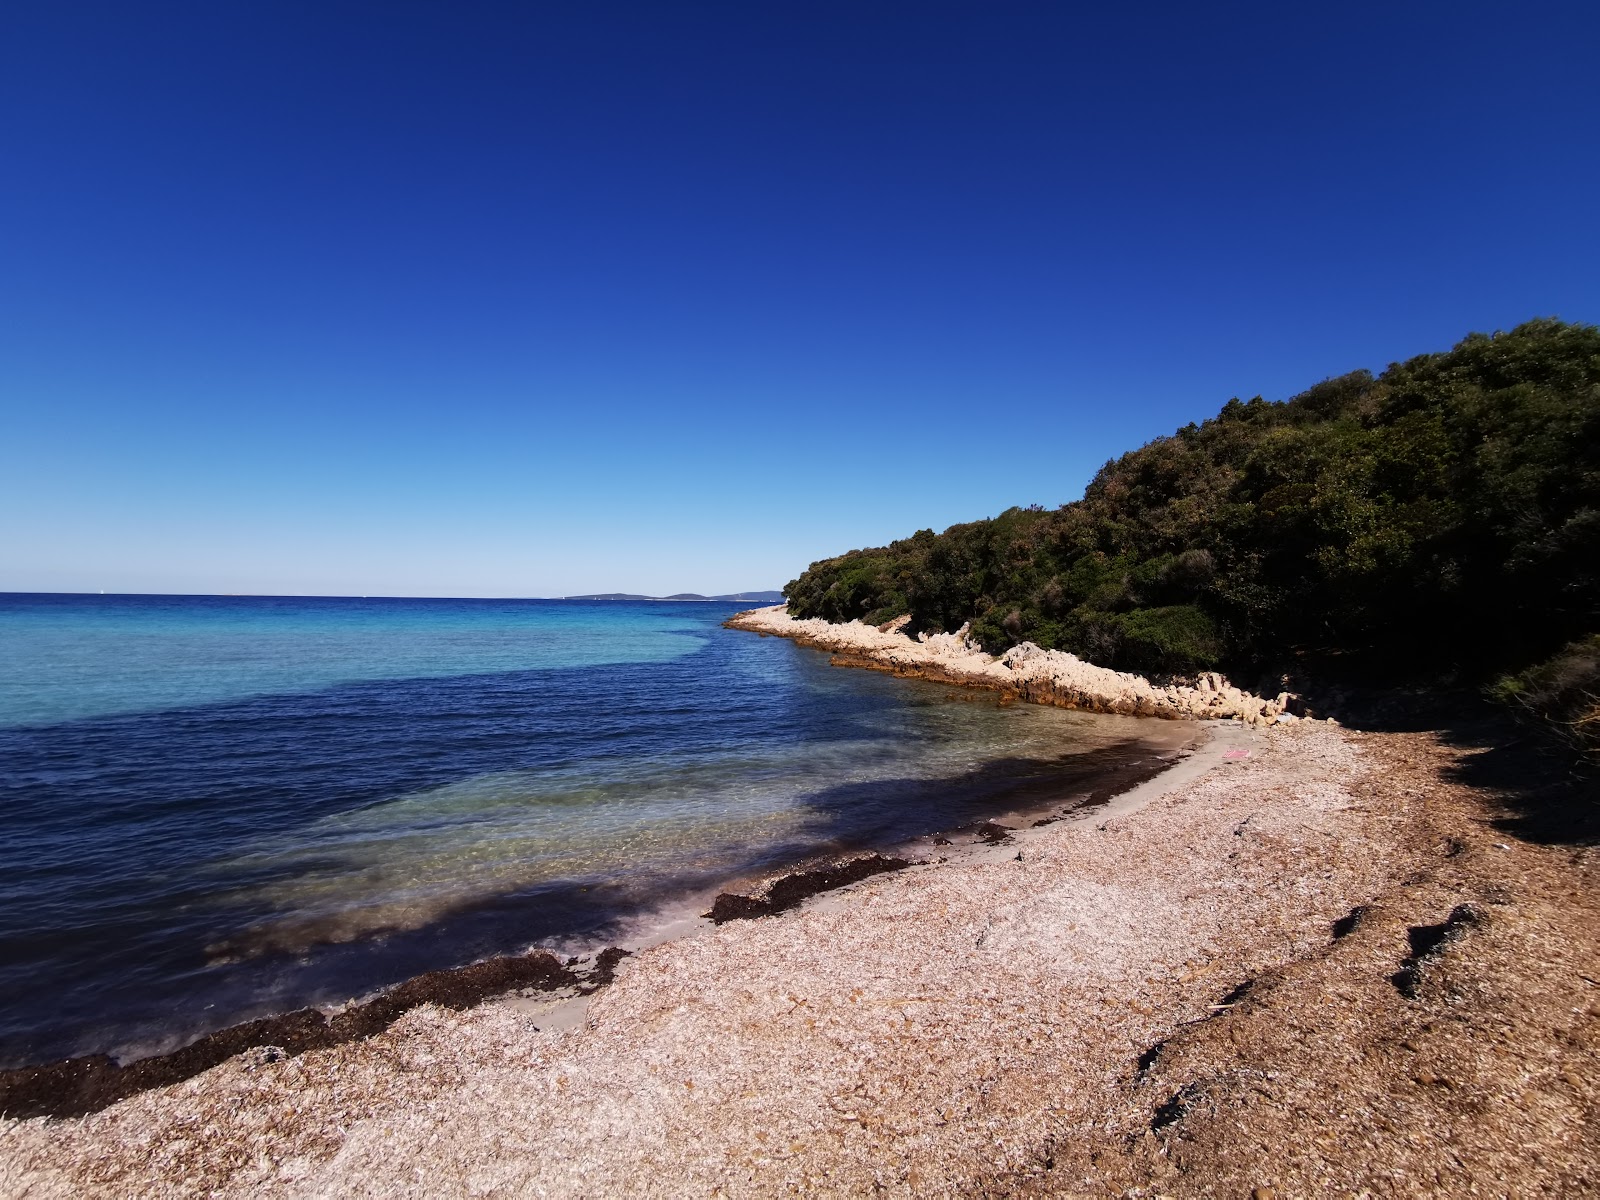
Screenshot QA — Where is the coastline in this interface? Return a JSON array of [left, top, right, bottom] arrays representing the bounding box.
[[3, 622, 1593, 1195], [0, 638, 1199, 1116], [724, 604, 1303, 727]]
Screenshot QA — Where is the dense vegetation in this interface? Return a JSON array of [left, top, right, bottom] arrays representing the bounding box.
[[1492, 637, 1600, 765], [784, 320, 1600, 712]]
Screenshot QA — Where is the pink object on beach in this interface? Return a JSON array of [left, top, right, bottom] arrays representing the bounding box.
[[1222, 749, 1251, 760]]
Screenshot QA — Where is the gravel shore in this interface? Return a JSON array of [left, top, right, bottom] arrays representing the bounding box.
[[3, 628, 1594, 1197]]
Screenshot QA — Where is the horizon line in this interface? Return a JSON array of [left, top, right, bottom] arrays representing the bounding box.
[[0, 589, 783, 602]]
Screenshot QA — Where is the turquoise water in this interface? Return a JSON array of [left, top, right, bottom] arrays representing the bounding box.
[[1, 594, 704, 728], [0, 593, 1181, 1066]]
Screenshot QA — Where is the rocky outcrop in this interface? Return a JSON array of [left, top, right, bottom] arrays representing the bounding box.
[[727, 605, 1310, 729]]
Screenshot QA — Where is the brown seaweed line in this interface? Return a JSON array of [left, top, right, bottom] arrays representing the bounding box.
[[0, 946, 631, 1122]]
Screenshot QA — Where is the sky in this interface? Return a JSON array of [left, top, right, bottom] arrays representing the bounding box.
[[3, 2, 1597, 598]]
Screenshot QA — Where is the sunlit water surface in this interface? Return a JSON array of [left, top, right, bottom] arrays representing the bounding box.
[[0, 594, 1183, 1065]]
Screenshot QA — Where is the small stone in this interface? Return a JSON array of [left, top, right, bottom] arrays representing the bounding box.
[[1253, 1188, 1277, 1200]]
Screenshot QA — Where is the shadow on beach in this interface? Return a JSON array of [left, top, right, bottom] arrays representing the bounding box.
[[1285, 684, 1598, 845]]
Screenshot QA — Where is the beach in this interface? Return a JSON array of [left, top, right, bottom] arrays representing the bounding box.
[[9, 1, 1595, 1192], [4, 594, 1196, 1071], [2, 614, 1595, 1195]]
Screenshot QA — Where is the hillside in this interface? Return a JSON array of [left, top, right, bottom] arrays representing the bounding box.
[[783, 320, 1599, 755]]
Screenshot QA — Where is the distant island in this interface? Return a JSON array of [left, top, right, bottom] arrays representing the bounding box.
[[562, 590, 785, 603]]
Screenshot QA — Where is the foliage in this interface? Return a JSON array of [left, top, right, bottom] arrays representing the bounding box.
[[1492, 636, 1600, 766], [783, 319, 1600, 683]]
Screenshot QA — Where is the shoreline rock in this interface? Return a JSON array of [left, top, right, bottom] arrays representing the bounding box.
[[727, 604, 1301, 728]]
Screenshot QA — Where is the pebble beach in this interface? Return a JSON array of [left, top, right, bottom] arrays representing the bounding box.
[[3, 613, 1594, 1196]]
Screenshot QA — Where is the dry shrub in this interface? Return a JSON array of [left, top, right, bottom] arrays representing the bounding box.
[[1493, 635, 1600, 766]]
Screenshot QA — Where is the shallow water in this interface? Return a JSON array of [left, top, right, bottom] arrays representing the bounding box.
[[0, 594, 1184, 1066]]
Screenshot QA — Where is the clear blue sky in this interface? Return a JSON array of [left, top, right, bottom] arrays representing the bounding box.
[[3, 2, 1596, 597]]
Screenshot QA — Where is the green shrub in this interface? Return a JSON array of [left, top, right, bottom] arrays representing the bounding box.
[[1107, 605, 1223, 675], [783, 319, 1600, 689], [1492, 636, 1600, 765]]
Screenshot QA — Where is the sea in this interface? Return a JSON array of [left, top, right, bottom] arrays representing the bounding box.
[[0, 593, 1185, 1068]]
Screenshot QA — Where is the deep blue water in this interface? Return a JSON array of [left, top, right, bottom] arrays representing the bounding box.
[[0, 593, 1178, 1067]]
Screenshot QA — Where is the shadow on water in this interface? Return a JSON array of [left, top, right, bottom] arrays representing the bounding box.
[[0, 620, 1182, 1069], [0, 735, 1185, 1119], [0, 649, 767, 1065], [58, 742, 1168, 1070], [780, 739, 1169, 849]]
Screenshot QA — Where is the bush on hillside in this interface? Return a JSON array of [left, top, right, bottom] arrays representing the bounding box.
[[1492, 636, 1600, 766], [1108, 605, 1224, 675], [783, 319, 1600, 690]]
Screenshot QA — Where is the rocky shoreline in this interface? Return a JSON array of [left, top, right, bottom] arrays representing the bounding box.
[[3, 623, 1592, 1196], [725, 605, 1317, 729]]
